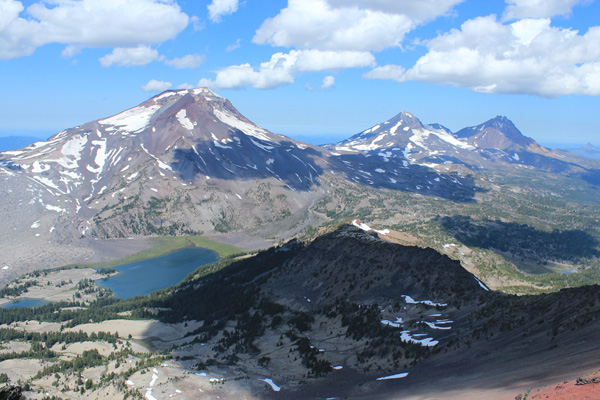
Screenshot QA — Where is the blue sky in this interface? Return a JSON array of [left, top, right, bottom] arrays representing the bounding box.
[[1, 0, 599, 146]]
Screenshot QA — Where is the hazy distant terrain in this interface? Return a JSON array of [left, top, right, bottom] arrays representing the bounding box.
[[0, 136, 42, 152]]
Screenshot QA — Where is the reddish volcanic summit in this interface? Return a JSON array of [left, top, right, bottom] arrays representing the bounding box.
[[523, 373, 600, 400]]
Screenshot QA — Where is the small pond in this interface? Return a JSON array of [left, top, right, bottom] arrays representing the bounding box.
[[96, 247, 218, 299], [1, 298, 50, 309]]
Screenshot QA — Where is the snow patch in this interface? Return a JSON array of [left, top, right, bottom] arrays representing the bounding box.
[[31, 161, 50, 173], [214, 108, 273, 141], [176, 109, 194, 131], [45, 204, 66, 213], [58, 134, 88, 169], [376, 372, 408, 381], [99, 104, 160, 133], [400, 331, 438, 346], [422, 321, 452, 330], [259, 378, 281, 392], [475, 277, 490, 291], [249, 138, 274, 151], [381, 317, 403, 328], [402, 295, 446, 307], [140, 143, 173, 171]]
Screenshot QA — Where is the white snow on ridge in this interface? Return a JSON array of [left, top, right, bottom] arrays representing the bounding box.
[[249, 138, 274, 151], [58, 134, 88, 169], [140, 143, 173, 171], [99, 104, 160, 133], [45, 204, 66, 213], [352, 219, 371, 231], [390, 121, 404, 136], [145, 389, 157, 400], [176, 109, 195, 131], [402, 295, 446, 307], [352, 133, 388, 151], [381, 317, 403, 328], [411, 128, 475, 151], [376, 372, 408, 381], [31, 175, 63, 193], [259, 378, 281, 392], [475, 277, 490, 291], [352, 219, 390, 235], [422, 321, 452, 330], [86, 139, 107, 174], [31, 161, 50, 173], [400, 331, 438, 347], [214, 108, 273, 141]]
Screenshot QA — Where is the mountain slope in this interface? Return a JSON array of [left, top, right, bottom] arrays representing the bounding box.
[[323, 111, 482, 200], [454, 116, 578, 171], [114, 224, 600, 399], [0, 90, 487, 268], [328, 111, 478, 168], [330, 112, 594, 175], [0, 89, 329, 237]]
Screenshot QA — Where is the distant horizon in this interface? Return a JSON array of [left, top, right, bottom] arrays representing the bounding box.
[[0, 127, 597, 151]]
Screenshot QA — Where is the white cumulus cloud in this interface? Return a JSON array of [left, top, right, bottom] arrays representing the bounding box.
[[364, 15, 600, 97], [504, 0, 590, 20], [321, 75, 335, 89], [207, 0, 239, 23], [0, 0, 188, 60], [141, 79, 173, 92], [327, 0, 464, 21], [100, 45, 162, 67], [253, 0, 462, 52], [199, 49, 375, 90], [226, 38, 241, 52], [164, 54, 205, 69]]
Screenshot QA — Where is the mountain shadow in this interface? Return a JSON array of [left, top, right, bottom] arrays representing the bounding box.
[[439, 215, 600, 265], [580, 169, 600, 186], [170, 135, 324, 191], [328, 153, 486, 202]]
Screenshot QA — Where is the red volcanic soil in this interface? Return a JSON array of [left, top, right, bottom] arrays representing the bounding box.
[[525, 374, 600, 400]]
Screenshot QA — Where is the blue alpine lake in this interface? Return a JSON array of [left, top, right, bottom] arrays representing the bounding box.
[[1, 298, 50, 309], [96, 247, 219, 299]]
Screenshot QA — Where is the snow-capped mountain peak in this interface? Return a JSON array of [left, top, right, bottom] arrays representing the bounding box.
[[327, 111, 474, 170], [0, 88, 329, 242]]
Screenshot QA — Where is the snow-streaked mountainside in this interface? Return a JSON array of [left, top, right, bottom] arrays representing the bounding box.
[[328, 111, 477, 168], [0, 89, 483, 252], [328, 111, 581, 173], [0, 88, 596, 277], [0, 88, 336, 276]]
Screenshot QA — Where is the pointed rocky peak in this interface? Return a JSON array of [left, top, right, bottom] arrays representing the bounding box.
[[455, 115, 534, 149], [389, 111, 425, 131], [337, 110, 423, 145], [582, 142, 600, 151]]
